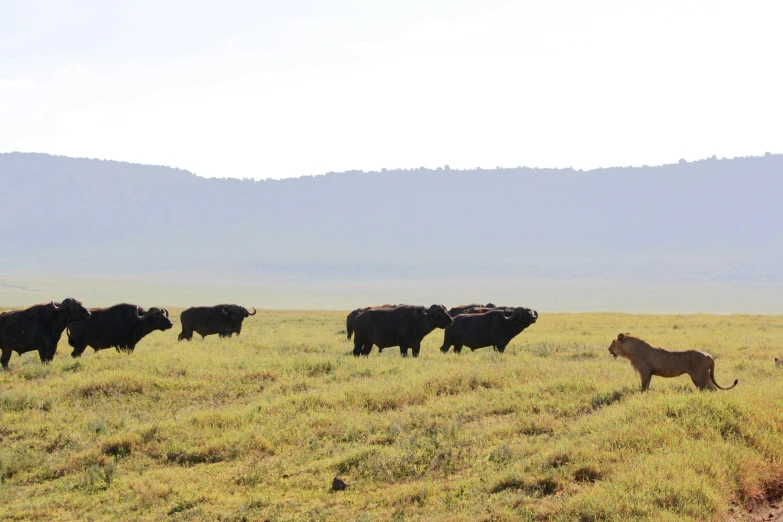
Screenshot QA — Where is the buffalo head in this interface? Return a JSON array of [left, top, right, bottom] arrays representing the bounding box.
[[221, 305, 256, 318], [136, 306, 174, 331], [52, 298, 91, 321], [425, 304, 453, 328], [503, 307, 538, 326]]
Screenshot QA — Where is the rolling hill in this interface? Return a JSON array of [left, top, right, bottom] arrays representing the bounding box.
[[0, 152, 781, 311]]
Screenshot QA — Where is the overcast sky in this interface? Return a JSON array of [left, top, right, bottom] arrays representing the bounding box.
[[1, 0, 781, 179]]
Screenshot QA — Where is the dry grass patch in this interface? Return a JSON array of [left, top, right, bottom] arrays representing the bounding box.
[[1, 311, 783, 520]]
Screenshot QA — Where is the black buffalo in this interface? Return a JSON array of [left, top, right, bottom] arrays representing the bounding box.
[[351, 304, 453, 357], [0, 298, 91, 369], [447, 303, 497, 317], [346, 304, 397, 340], [440, 307, 538, 354], [178, 304, 256, 341], [67, 304, 173, 356]]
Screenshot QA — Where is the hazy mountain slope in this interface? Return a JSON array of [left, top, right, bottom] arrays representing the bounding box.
[[0, 152, 781, 307]]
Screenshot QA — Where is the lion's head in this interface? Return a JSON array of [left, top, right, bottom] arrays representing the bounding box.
[[607, 333, 630, 359]]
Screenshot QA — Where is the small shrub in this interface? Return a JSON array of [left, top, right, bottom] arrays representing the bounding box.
[[546, 452, 570, 469], [102, 437, 134, 458], [87, 419, 108, 435], [488, 444, 515, 465], [490, 475, 526, 494], [62, 360, 81, 373], [168, 497, 202, 515], [574, 465, 603, 483], [77, 378, 145, 398], [519, 421, 555, 436], [79, 459, 117, 492], [0, 392, 49, 412], [1, 450, 41, 483], [591, 389, 627, 410], [306, 360, 336, 377]]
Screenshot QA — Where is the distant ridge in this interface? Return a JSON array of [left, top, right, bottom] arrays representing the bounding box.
[[1, 152, 781, 311], [3, 150, 777, 180]]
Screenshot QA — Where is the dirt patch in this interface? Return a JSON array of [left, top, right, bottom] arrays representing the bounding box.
[[729, 500, 783, 522]]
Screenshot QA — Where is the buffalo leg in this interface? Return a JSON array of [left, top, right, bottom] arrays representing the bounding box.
[[361, 344, 374, 356], [399, 345, 409, 357], [440, 343, 451, 353], [352, 338, 363, 357], [46, 341, 60, 362], [1, 348, 10, 369], [496, 345, 506, 354], [411, 343, 421, 358], [453, 345, 463, 354]]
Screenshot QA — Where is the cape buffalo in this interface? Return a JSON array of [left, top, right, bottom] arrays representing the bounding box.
[[440, 307, 538, 354], [178, 304, 256, 341], [346, 304, 398, 340], [351, 304, 453, 357], [67, 304, 173, 356], [447, 303, 497, 317], [0, 298, 91, 369]]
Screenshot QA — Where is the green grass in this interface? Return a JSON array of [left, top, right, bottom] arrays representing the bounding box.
[[1, 311, 783, 521]]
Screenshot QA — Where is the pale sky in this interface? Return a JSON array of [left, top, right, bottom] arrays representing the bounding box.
[[1, 0, 781, 179]]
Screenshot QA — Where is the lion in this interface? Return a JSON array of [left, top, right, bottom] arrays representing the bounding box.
[[607, 333, 738, 392]]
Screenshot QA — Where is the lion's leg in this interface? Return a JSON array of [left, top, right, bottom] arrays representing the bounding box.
[[639, 368, 653, 391], [691, 371, 716, 391]]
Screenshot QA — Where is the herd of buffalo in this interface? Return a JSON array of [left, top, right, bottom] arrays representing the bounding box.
[[347, 303, 537, 357], [0, 299, 257, 369], [0, 299, 536, 369]]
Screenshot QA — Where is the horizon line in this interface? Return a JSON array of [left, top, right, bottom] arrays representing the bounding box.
[[1, 150, 780, 182]]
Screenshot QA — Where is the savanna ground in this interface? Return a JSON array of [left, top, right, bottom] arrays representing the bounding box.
[[2, 311, 783, 521]]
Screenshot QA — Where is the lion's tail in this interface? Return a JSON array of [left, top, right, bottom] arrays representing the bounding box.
[[710, 362, 738, 390]]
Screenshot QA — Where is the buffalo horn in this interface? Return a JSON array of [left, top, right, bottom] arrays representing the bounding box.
[[138, 307, 161, 320], [245, 306, 257, 316], [503, 308, 522, 321]]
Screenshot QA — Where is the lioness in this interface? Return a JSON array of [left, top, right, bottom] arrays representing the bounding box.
[[607, 333, 738, 392]]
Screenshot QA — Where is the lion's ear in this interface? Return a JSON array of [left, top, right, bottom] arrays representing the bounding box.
[[617, 333, 625, 342]]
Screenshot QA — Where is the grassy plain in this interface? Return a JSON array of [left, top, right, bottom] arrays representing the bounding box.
[[1, 310, 783, 521]]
